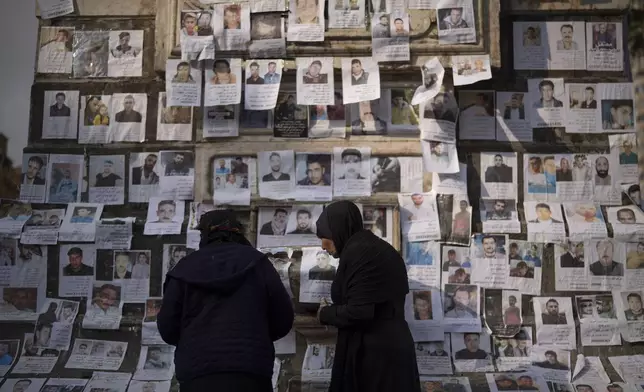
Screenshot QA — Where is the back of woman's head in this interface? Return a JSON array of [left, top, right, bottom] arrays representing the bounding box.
[[197, 209, 251, 247]]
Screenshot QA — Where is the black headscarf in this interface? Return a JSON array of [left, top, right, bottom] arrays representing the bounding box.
[[197, 209, 251, 248], [316, 201, 364, 257]]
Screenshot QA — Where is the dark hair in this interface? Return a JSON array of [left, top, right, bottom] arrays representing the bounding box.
[[249, 61, 259, 69], [538, 80, 555, 90], [413, 291, 430, 302], [67, 247, 83, 256], [546, 298, 559, 306], [28, 155, 44, 168], [351, 59, 361, 66], [560, 24, 573, 32], [610, 99, 632, 110], [58, 29, 70, 38], [585, 87, 595, 93], [213, 59, 230, 72], [341, 148, 362, 160], [310, 60, 322, 67], [296, 209, 312, 218], [628, 184, 640, 194], [99, 283, 119, 294], [177, 61, 190, 70], [273, 208, 288, 216], [494, 154, 503, 160], [517, 261, 528, 268], [627, 293, 642, 302], [55, 92, 66, 100], [545, 350, 557, 357], [145, 153, 158, 160], [394, 18, 403, 23], [510, 242, 518, 249], [268, 61, 276, 67], [481, 235, 496, 242], [535, 203, 551, 211], [617, 208, 635, 218], [119, 32, 130, 39], [447, 249, 456, 255]]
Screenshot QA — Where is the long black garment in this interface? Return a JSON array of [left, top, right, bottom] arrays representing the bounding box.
[[317, 201, 421, 392]]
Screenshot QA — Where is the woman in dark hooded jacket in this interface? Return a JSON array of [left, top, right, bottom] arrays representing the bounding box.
[[316, 200, 421, 392], [157, 209, 294, 392]]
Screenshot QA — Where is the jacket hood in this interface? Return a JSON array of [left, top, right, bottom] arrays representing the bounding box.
[[166, 242, 265, 294]]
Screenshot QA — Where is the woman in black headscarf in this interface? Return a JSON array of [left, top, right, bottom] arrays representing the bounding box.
[[316, 201, 421, 392], [157, 209, 294, 392]]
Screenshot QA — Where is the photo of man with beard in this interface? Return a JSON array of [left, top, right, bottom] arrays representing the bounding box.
[[593, 156, 611, 186], [297, 154, 331, 186], [259, 208, 289, 236], [131, 153, 159, 185], [163, 151, 193, 177]]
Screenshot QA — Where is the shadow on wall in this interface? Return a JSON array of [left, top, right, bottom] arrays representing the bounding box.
[[0, 132, 20, 199]]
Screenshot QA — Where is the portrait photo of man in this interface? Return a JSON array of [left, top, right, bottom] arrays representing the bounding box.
[[624, 292, 644, 321], [246, 62, 265, 85], [262, 152, 291, 182], [151, 200, 176, 223], [196, 12, 214, 36], [163, 152, 191, 176], [21, 155, 46, 185], [594, 156, 612, 186], [251, 14, 282, 40], [451, 200, 471, 239], [444, 286, 477, 319], [0, 341, 16, 366], [302, 60, 328, 84], [288, 209, 315, 235], [484, 154, 513, 183], [528, 203, 562, 224], [421, 66, 438, 90], [87, 283, 121, 317], [171, 61, 195, 83], [143, 347, 171, 369], [413, 291, 432, 320], [556, 24, 578, 50], [589, 240, 624, 276], [424, 93, 458, 122], [223, 5, 242, 30], [62, 247, 93, 276], [619, 139, 638, 164], [8, 379, 33, 392], [295, 0, 319, 24], [486, 200, 512, 220], [523, 26, 540, 46], [49, 92, 71, 117], [350, 59, 369, 85], [351, 99, 387, 135], [210, 59, 237, 85], [298, 155, 330, 186], [260, 208, 288, 236], [166, 245, 189, 272], [115, 95, 143, 123], [460, 92, 494, 118], [275, 94, 306, 121], [533, 80, 563, 108], [439, 7, 468, 30], [390, 91, 419, 126], [540, 298, 567, 325], [392, 17, 408, 36], [70, 207, 97, 224], [372, 14, 390, 38], [454, 333, 488, 360], [38, 27, 73, 72], [560, 242, 585, 268], [534, 350, 569, 370], [602, 100, 633, 130], [616, 207, 637, 224], [94, 159, 122, 187], [308, 250, 336, 281], [0, 288, 36, 314], [592, 23, 617, 50], [113, 252, 132, 279], [370, 157, 400, 193], [477, 235, 504, 260], [131, 154, 159, 185], [338, 149, 365, 180], [110, 31, 141, 58], [579, 87, 596, 109], [264, 61, 280, 84]]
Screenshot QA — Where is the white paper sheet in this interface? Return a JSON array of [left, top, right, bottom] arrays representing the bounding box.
[[212, 3, 252, 50], [442, 283, 481, 332], [299, 248, 339, 303], [495, 91, 532, 142], [128, 152, 161, 203], [45, 154, 84, 204], [82, 280, 124, 330], [524, 201, 566, 243], [412, 57, 445, 106], [371, 13, 410, 62], [166, 59, 202, 107], [64, 339, 128, 370], [458, 90, 495, 140], [332, 147, 371, 197], [58, 244, 96, 297], [108, 93, 147, 142], [19, 154, 48, 204], [421, 140, 459, 174], [452, 55, 492, 86], [38, 0, 74, 19], [78, 95, 111, 144], [158, 150, 195, 200], [341, 58, 380, 104], [415, 336, 453, 375], [451, 331, 494, 372], [37, 27, 74, 74], [32, 299, 79, 350], [108, 30, 144, 77], [245, 60, 283, 110], [405, 288, 445, 341], [575, 295, 620, 346], [533, 296, 576, 350], [133, 345, 175, 381], [9, 333, 59, 374], [301, 343, 335, 381], [212, 156, 254, 206], [399, 193, 441, 242], [328, 0, 365, 28], [59, 203, 103, 243], [258, 150, 296, 200], [248, 14, 286, 58], [144, 198, 185, 236], [156, 92, 193, 141], [42, 90, 79, 139], [287, 0, 325, 41], [586, 22, 624, 71], [437, 0, 477, 44]]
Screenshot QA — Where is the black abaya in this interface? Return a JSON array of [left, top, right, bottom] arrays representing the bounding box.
[[317, 201, 421, 392]]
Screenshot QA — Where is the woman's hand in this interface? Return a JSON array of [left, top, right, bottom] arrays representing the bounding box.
[[317, 298, 329, 323]]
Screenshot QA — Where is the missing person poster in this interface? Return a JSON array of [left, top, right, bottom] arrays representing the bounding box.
[[299, 248, 339, 303]]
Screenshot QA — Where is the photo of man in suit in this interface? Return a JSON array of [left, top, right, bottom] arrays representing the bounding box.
[[528, 203, 562, 224], [62, 247, 94, 276], [21, 156, 46, 185], [560, 242, 584, 268], [259, 208, 288, 236], [50, 93, 71, 117], [131, 154, 159, 185], [588, 240, 624, 277]]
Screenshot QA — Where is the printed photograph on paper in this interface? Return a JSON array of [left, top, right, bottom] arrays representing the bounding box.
[[108, 93, 147, 142], [38, 26, 74, 74], [19, 154, 48, 203], [287, 0, 325, 42], [452, 55, 492, 86], [437, 3, 476, 44], [586, 22, 624, 71], [495, 92, 532, 142], [527, 78, 565, 128], [78, 95, 111, 144], [72, 31, 109, 78], [42, 90, 79, 139], [341, 57, 381, 104], [45, 154, 83, 204], [107, 30, 144, 77], [249, 14, 286, 58], [333, 147, 371, 197], [458, 90, 495, 140], [212, 3, 251, 51]]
